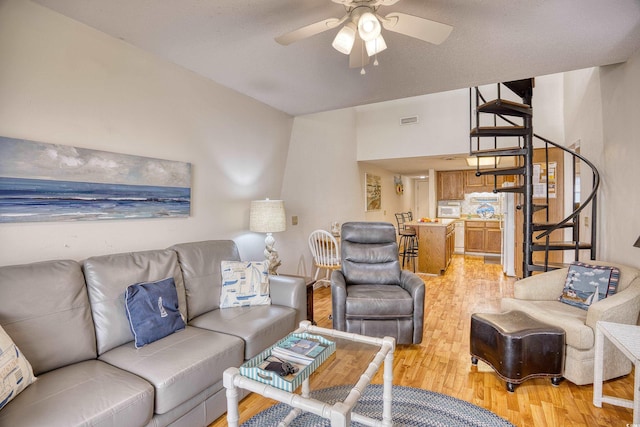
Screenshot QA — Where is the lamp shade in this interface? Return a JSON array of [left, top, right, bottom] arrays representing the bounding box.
[[357, 12, 381, 42], [634, 235, 640, 248], [332, 22, 357, 55], [249, 199, 286, 233], [365, 34, 387, 56]]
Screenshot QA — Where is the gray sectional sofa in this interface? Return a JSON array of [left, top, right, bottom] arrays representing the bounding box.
[[0, 240, 307, 427]]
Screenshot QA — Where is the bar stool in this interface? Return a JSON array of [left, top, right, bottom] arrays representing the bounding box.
[[395, 212, 418, 272]]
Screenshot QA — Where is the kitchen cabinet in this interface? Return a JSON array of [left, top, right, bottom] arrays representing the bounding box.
[[464, 170, 514, 193], [465, 220, 501, 254], [410, 221, 456, 275], [464, 170, 493, 193], [438, 171, 464, 200]]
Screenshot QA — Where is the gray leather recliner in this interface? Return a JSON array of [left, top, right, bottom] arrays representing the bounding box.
[[331, 222, 425, 344]]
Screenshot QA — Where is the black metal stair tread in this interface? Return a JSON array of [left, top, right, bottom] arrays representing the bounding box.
[[477, 99, 532, 117], [531, 241, 592, 250], [527, 262, 569, 272], [471, 126, 529, 137], [503, 78, 535, 99], [471, 147, 528, 157], [494, 186, 524, 194], [532, 222, 575, 230], [475, 166, 526, 176]]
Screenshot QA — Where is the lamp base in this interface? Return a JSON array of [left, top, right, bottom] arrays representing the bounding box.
[[264, 233, 281, 275]]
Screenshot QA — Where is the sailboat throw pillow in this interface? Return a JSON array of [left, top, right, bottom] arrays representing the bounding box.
[[220, 261, 271, 308], [558, 262, 620, 310]]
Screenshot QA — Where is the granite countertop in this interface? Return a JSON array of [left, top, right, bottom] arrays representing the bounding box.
[[409, 218, 456, 227], [463, 216, 502, 222]]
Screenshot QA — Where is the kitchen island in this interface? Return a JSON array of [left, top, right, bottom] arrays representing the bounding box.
[[406, 219, 457, 275]]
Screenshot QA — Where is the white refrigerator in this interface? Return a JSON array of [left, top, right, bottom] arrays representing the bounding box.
[[501, 189, 516, 277]]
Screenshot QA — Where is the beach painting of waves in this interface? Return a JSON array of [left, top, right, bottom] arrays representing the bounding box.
[[0, 136, 191, 223]]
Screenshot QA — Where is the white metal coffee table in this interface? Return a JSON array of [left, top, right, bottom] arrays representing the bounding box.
[[593, 320, 639, 424], [223, 321, 396, 426]]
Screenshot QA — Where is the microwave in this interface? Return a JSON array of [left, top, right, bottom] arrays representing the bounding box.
[[438, 204, 461, 218]]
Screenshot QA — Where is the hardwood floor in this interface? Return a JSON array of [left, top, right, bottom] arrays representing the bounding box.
[[210, 255, 634, 426]]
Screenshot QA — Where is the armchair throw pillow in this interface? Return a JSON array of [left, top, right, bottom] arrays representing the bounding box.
[[559, 262, 620, 310], [125, 277, 186, 348], [220, 261, 271, 308], [0, 324, 36, 410]]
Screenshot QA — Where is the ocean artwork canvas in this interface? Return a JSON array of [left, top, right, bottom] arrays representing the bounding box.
[[0, 136, 191, 223]]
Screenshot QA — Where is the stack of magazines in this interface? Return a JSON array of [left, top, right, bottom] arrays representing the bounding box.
[[271, 336, 327, 365]]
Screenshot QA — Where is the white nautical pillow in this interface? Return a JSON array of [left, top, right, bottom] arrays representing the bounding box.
[[0, 324, 36, 410], [220, 261, 271, 308]]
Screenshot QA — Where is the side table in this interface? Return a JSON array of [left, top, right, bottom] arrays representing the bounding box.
[[306, 278, 316, 325], [593, 321, 639, 424]]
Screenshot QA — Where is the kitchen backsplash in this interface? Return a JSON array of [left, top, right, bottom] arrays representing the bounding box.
[[461, 192, 502, 216]]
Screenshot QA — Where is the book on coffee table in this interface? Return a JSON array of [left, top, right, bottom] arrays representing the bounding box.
[[272, 336, 327, 364]]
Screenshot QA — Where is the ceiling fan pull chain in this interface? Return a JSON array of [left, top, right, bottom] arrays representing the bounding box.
[[360, 38, 366, 75]]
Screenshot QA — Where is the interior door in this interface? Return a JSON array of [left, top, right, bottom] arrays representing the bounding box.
[[415, 179, 429, 219]]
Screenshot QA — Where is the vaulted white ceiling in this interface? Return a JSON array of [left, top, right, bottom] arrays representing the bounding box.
[[33, 0, 640, 117]]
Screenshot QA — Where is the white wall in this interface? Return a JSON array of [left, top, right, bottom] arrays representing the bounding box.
[[355, 74, 566, 162], [598, 48, 640, 267], [277, 109, 410, 276], [0, 0, 293, 266], [355, 88, 469, 160], [562, 68, 603, 254]]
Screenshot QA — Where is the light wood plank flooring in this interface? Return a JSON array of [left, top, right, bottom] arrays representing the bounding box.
[[210, 255, 634, 426]]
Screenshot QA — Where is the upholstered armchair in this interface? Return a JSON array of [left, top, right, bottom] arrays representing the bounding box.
[[500, 261, 640, 385], [331, 222, 425, 344]]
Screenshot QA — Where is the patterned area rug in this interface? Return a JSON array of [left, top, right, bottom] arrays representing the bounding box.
[[241, 384, 514, 426]]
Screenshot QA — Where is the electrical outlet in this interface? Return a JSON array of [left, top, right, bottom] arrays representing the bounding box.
[[584, 216, 589, 227], [292, 215, 298, 226]]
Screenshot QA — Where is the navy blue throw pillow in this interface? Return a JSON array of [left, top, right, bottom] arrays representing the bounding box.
[[125, 277, 185, 348]]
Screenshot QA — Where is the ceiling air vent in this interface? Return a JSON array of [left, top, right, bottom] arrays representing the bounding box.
[[400, 116, 419, 126]]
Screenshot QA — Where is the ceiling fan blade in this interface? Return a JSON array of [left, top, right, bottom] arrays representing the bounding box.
[[349, 36, 370, 68], [275, 16, 345, 46], [381, 12, 453, 45], [332, 0, 400, 5]]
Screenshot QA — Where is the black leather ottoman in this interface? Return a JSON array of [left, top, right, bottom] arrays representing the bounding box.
[[470, 310, 565, 392]]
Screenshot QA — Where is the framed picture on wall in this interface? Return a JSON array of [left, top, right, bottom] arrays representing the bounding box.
[[365, 173, 381, 211]]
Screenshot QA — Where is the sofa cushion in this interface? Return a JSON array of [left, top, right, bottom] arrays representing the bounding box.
[[0, 260, 96, 375], [98, 325, 244, 415], [559, 262, 620, 310], [190, 305, 295, 360], [0, 360, 154, 427], [0, 325, 36, 411], [171, 241, 241, 321], [125, 277, 186, 348], [500, 298, 593, 349], [346, 284, 414, 317], [83, 249, 187, 355], [220, 260, 271, 308]]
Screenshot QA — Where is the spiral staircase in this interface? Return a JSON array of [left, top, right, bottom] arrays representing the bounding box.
[[468, 79, 599, 277]]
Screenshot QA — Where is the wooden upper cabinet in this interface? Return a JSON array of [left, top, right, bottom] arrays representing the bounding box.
[[438, 171, 464, 200], [464, 170, 485, 189], [464, 170, 501, 193]]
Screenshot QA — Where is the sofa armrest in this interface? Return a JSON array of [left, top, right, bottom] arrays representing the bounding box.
[[400, 270, 425, 343], [330, 270, 347, 331], [269, 274, 307, 326], [513, 268, 568, 301], [586, 279, 640, 328]]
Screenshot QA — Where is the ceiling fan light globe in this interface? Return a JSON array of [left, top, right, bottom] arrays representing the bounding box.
[[365, 35, 387, 56], [332, 22, 356, 55], [358, 12, 381, 42]]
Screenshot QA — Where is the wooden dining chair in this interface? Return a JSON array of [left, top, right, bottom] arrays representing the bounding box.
[[308, 229, 341, 287]]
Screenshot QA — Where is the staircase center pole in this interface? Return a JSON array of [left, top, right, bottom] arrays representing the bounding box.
[[523, 88, 534, 277]]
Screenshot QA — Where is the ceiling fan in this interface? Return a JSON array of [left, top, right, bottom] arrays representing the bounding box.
[[275, 0, 453, 73]]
